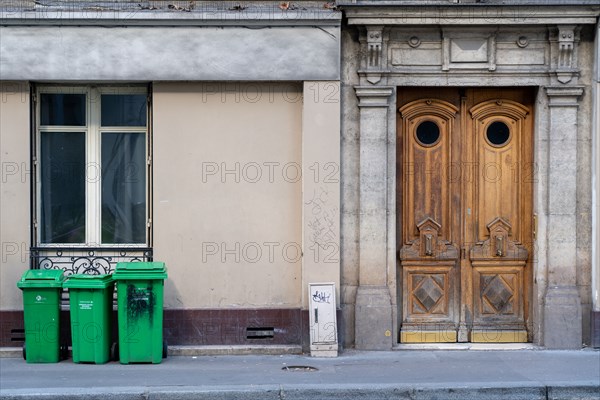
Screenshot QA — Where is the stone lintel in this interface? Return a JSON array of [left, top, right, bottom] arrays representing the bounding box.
[[341, 5, 599, 26]]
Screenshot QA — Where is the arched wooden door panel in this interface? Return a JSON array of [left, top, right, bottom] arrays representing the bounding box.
[[398, 99, 460, 343], [398, 89, 534, 343]]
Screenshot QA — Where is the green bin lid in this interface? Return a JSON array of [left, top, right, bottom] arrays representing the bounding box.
[[113, 261, 167, 280], [116, 261, 165, 271], [17, 269, 65, 289], [63, 273, 114, 289]]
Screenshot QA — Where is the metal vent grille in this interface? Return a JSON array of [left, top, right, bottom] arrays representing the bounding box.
[[246, 327, 274, 339]]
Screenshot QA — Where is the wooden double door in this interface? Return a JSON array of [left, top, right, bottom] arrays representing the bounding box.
[[397, 88, 534, 343]]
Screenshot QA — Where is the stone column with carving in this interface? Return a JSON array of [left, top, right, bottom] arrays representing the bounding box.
[[544, 85, 584, 349], [543, 25, 584, 349], [354, 86, 394, 350]]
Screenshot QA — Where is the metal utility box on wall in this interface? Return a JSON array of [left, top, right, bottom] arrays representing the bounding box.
[[308, 283, 338, 357]]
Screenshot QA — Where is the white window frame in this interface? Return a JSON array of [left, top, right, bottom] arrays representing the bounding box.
[[35, 85, 150, 248]]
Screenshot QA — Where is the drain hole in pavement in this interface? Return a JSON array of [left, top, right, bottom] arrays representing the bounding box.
[[282, 365, 318, 372]]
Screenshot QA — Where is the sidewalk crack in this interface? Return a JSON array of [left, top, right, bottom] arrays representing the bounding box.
[[279, 384, 286, 400]]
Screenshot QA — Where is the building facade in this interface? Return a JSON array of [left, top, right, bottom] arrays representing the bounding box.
[[0, 0, 599, 351]]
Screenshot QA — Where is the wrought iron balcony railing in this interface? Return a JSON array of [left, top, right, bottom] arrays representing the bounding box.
[[30, 247, 153, 276]]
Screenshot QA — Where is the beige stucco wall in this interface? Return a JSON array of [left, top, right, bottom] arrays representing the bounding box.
[[301, 81, 341, 309], [0, 82, 30, 311], [153, 83, 303, 309]]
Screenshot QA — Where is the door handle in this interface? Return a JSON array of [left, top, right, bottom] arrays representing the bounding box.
[[425, 234, 433, 256], [314, 308, 318, 324], [496, 236, 504, 257]]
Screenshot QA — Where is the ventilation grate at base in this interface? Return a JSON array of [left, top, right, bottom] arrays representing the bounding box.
[[246, 327, 274, 339], [10, 328, 25, 342]]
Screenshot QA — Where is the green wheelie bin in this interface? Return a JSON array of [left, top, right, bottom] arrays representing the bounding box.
[[17, 269, 65, 363], [113, 262, 167, 364], [63, 274, 115, 364]]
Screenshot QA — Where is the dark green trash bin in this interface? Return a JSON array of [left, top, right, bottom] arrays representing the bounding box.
[[113, 262, 167, 364], [63, 274, 114, 364], [17, 269, 65, 363]]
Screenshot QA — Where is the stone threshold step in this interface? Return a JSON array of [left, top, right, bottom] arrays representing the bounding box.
[[168, 344, 303, 356], [0, 344, 303, 358], [0, 347, 23, 358], [394, 343, 541, 351]]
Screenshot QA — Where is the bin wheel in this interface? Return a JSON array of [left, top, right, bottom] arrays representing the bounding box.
[[22, 343, 26, 360], [162, 340, 168, 359], [110, 342, 119, 362], [60, 342, 69, 361]]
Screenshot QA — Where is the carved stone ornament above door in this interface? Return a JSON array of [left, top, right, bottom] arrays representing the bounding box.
[[550, 25, 580, 84], [442, 29, 497, 71], [365, 25, 385, 84]]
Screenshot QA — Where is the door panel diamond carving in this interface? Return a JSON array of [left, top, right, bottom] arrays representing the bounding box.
[[481, 274, 514, 314], [472, 267, 524, 329], [413, 274, 444, 314], [403, 266, 456, 323]]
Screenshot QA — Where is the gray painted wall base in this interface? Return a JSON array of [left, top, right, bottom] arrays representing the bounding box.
[[543, 286, 583, 349], [354, 286, 393, 350]]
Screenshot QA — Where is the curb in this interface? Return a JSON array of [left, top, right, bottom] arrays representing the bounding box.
[[1, 384, 599, 400]]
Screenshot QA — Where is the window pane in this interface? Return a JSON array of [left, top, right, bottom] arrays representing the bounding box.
[[102, 132, 146, 244], [101, 94, 147, 127], [40, 94, 86, 126], [40, 132, 86, 243]]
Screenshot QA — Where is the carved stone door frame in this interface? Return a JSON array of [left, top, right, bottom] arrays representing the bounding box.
[[349, 11, 593, 349]]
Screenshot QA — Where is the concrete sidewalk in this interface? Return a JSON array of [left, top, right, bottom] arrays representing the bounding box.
[[1, 348, 599, 400]]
